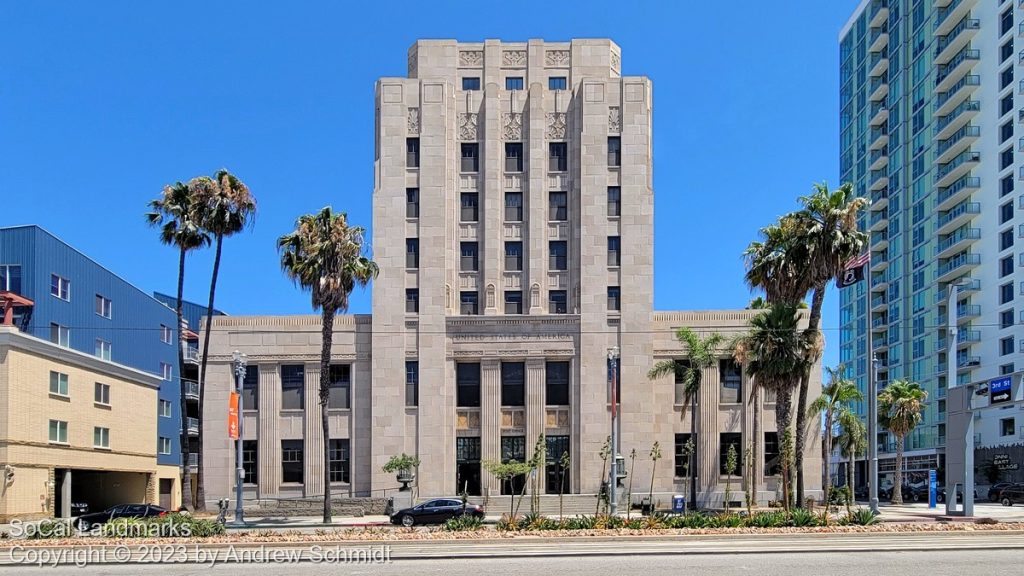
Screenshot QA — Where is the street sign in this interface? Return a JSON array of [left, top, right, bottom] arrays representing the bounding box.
[[228, 391, 240, 439], [928, 470, 937, 509], [990, 376, 1012, 405]]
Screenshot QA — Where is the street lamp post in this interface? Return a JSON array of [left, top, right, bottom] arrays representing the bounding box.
[[868, 353, 880, 515], [944, 281, 975, 516], [232, 350, 247, 525], [608, 346, 620, 516]]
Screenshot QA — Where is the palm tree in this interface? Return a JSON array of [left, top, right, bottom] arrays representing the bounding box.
[[808, 364, 863, 504], [146, 183, 210, 511], [747, 296, 768, 309], [878, 379, 927, 505], [278, 207, 378, 523], [836, 410, 866, 501], [648, 327, 724, 510], [191, 170, 256, 512]]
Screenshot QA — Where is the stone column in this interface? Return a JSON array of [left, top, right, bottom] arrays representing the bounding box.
[[61, 469, 71, 518], [146, 473, 157, 505], [352, 350, 372, 497], [525, 358, 547, 492], [481, 358, 501, 494], [697, 365, 719, 506], [304, 364, 324, 499], [258, 365, 281, 497]]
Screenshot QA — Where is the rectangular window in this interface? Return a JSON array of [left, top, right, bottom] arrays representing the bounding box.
[[405, 361, 418, 407], [505, 76, 524, 90], [406, 188, 419, 218], [281, 440, 304, 484], [50, 323, 69, 347], [674, 433, 692, 477], [48, 420, 68, 444], [242, 440, 257, 485], [607, 187, 621, 216], [501, 362, 526, 407], [1002, 121, 1014, 144], [719, 433, 742, 476], [1002, 93, 1014, 117], [549, 192, 568, 221], [500, 436, 527, 495], [505, 142, 523, 172], [607, 236, 620, 267], [406, 239, 419, 269], [460, 192, 479, 222], [1001, 337, 1015, 356], [1002, 282, 1014, 304], [1003, 174, 1015, 197], [1001, 363, 1015, 375], [545, 361, 570, 405], [1002, 229, 1014, 251], [95, 294, 112, 319], [456, 437, 482, 496], [1001, 66, 1014, 90], [549, 143, 567, 172], [456, 363, 481, 408], [158, 437, 171, 455], [162, 362, 173, 380], [329, 439, 351, 483], [460, 242, 479, 272], [1002, 8, 1013, 36], [159, 399, 172, 417], [548, 76, 567, 90], [504, 291, 523, 314], [49, 371, 69, 396], [549, 290, 567, 314], [1002, 255, 1014, 277], [1002, 147, 1014, 170], [328, 365, 351, 409], [720, 359, 742, 404], [160, 325, 173, 345], [1004, 202, 1015, 224], [462, 77, 480, 91], [765, 432, 781, 476], [281, 365, 305, 410], [549, 241, 567, 271], [1001, 418, 1016, 437], [545, 436, 570, 494], [242, 365, 259, 410], [406, 138, 420, 168], [0, 265, 22, 293], [673, 360, 691, 405], [460, 143, 479, 173], [50, 274, 70, 300], [1002, 309, 1015, 329], [607, 286, 620, 311], [1002, 40, 1014, 64], [505, 242, 523, 271], [95, 339, 111, 361], [607, 136, 621, 167], [460, 291, 479, 315], [93, 427, 110, 449], [505, 192, 523, 221], [405, 289, 419, 313], [94, 382, 110, 405]]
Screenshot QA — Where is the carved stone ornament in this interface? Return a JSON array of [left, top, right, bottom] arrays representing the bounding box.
[[486, 284, 496, 308], [608, 107, 621, 133], [407, 107, 420, 134], [610, 51, 621, 72], [459, 50, 483, 67], [546, 112, 567, 140], [502, 112, 523, 141], [458, 113, 479, 141], [545, 50, 570, 67], [503, 50, 527, 67]]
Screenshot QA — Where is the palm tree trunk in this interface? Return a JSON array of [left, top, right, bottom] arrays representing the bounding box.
[[194, 234, 223, 513], [751, 384, 759, 507], [775, 388, 793, 512], [822, 411, 832, 506], [690, 395, 698, 510], [320, 308, 335, 524], [892, 434, 904, 505], [176, 248, 194, 512], [795, 284, 826, 505], [848, 450, 855, 511]]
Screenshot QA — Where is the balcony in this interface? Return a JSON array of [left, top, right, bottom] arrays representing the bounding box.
[[873, 333, 888, 349], [869, 126, 888, 151], [936, 125, 980, 163], [935, 150, 980, 188], [869, 0, 889, 27], [935, 100, 979, 140], [870, 271, 889, 290], [936, 175, 980, 211], [869, 146, 889, 170], [956, 303, 981, 320], [869, 168, 889, 191], [934, 0, 972, 36], [871, 293, 888, 311], [937, 227, 981, 258], [184, 379, 200, 402], [957, 355, 981, 371], [937, 252, 981, 282], [935, 48, 980, 92], [870, 186, 889, 210], [936, 278, 980, 303], [936, 75, 980, 115], [872, 314, 890, 329], [186, 417, 199, 436], [870, 228, 890, 251], [936, 201, 980, 234], [869, 101, 889, 127], [935, 18, 980, 65], [869, 209, 889, 231], [869, 74, 889, 102], [869, 26, 889, 52], [183, 344, 200, 365], [958, 329, 981, 345], [871, 251, 889, 272], [187, 453, 199, 470]]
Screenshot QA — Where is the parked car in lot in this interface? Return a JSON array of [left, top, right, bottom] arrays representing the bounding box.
[[988, 482, 1024, 503], [998, 484, 1024, 506], [76, 503, 167, 531], [389, 498, 484, 527]]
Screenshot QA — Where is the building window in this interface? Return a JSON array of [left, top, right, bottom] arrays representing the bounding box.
[[674, 433, 692, 477], [765, 432, 781, 476], [158, 437, 171, 455], [1002, 147, 1014, 170], [607, 187, 621, 217], [49, 371, 69, 396], [501, 362, 526, 407], [160, 325, 173, 344], [1002, 255, 1014, 277], [0, 265, 21, 293], [1002, 8, 1013, 36], [549, 142, 567, 172], [1002, 282, 1014, 304], [1002, 39, 1014, 64], [505, 242, 523, 272], [48, 420, 68, 444], [545, 435, 570, 494], [545, 361, 570, 405], [456, 363, 481, 408], [1001, 363, 1015, 375], [549, 241, 568, 271], [329, 439, 351, 483], [673, 360, 691, 405], [460, 291, 479, 315], [500, 436, 527, 495], [460, 192, 479, 222], [456, 437, 482, 496], [328, 365, 351, 409], [1004, 202, 1015, 224], [607, 136, 621, 167], [406, 188, 419, 218], [1002, 93, 1015, 118], [95, 339, 112, 361], [720, 359, 743, 404], [50, 323, 70, 347], [505, 192, 523, 222], [460, 143, 479, 173], [1001, 418, 1016, 437], [1001, 66, 1014, 91], [505, 76, 524, 91], [406, 361, 418, 407], [462, 77, 480, 91], [1003, 229, 1015, 251], [281, 365, 305, 410], [1002, 121, 1014, 144], [281, 440, 304, 484], [549, 76, 567, 90], [1002, 309, 1015, 329], [406, 289, 419, 313], [549, 192, 568, 221], [719, 433, 742, 476], [159, 399, 172, 417], [93, 427, 110, 449], [460, 242, 479, 272], [406, 239, 419, 269], [1003, 174, 1015, 197], [94, 382, 110, 405], [607, 286, 620, 311], [242, 440, 257, 485], [607, 236, 620, 267], [1001, 336, 1015, 356], [504, 291, 523, 314], [50, 274, 70, 301], [95, 294, 112, 319], [406, 138, 419, 168], [242, 365, 258, 410], [549, 290, 567, 314], [505, 142, 523, 172]]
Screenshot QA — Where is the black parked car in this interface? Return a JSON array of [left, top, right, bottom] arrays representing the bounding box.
[[389, 498, 484, 527], [998, 485, 1024, 506], [989, 483, 1024, 503], [76, 503, 167, 531]]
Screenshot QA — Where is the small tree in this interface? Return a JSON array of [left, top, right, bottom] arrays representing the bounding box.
[[626, 448, 637, 520], [528, 435, 546, 515], [597, 436, 611, 515], [483, 460, 531, 518], [558, 449, 571, 522], [744, 442, 754, 516], [724, 443, 738, 512], [648, 441, 662, 514]]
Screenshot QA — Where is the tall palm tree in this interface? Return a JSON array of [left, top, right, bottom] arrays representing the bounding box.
[[878, 379, 927, 505], [836, 410, 866, 498], [648, 327, 724, 510], [146, 183, 210, 511], [808, 364, 863, 504], [747, 296, 768, 309], [278, 207, 378, 523], [191, 170, 256, 511]]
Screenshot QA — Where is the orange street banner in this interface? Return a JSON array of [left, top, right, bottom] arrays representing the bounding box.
[[228, 392, 240, 439]]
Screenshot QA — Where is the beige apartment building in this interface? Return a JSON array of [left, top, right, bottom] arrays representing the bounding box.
[[200, 39, 822, 509]]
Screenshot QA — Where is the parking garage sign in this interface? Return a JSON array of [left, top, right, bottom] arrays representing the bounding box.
[[990, 376, 1012, 405]]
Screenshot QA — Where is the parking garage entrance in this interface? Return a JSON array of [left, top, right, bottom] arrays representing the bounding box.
[[53, 468, 150, 518]]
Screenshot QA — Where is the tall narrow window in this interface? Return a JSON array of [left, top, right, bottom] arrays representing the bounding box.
[[460, 143, 479, 173], [674, 433, 693, 477], [460, 291, 479, 315], [549, 192, 568, 221], [549, 142, 567, 172], [549, 241, 567, 271], [719, 433, 742, 475], [460, 192, 479, 222], [500, 436, 527, 495], [765, 432, 781, 475], [720, 359, 742, 404], [607, 136, 621, 167], [405, 361, 419, 407], [456, 363, 481, 407], [406, 138, 420, 168], [504, 291, 523, 314], [242, 440, 258, 485], [607, 187, 621, 216], [505, 242, 523, 271], [95, 294, 112, 319], [94, 382, 110, 405], [545, 436, 570, 494], [505, 142, 523, 172], [505, 192, 523, 222], [545, 361, 570, 405], [328, 365, 351, 409], [50, 323, 70, 347], [406, 188, 419, 218], [281, 440, 304, 484], [607, 286, 620, 311], [95, 339, 112, 361], [280, 365, 304, 410], [460, 242, 479, 272], [329, 439, 351, 483], [501, 362, 526, 407], [406, 239, 419, 269], [161, 325, 173, 345], [242, 365, 259, 410], [406, 289, 419, 313], [607, 236, 620, 267]]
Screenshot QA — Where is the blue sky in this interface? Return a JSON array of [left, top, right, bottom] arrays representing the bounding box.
[[0, 0, 861, 369]]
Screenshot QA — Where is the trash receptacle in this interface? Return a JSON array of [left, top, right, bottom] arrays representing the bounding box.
[[672, 494, 685, 514]]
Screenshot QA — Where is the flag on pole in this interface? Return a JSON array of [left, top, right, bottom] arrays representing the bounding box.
[[837, 252, 869, 288]]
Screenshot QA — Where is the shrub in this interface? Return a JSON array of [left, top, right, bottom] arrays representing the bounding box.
[[496, 514, 519, 532], [563, 515, 596, 530], [443, 514, 483, 532], [747, 510, 787, 528], [787, 508, 820, 527], [623, 518, 646, 530], [101, 513, 225, 538], [829, 486, 853, 507], [842, 508, 879, 526], [677, 512, 713, 529], [713, 513, 743, 528]]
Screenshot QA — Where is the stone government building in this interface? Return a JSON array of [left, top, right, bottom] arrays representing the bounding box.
[[200, 39, 822, 509]]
